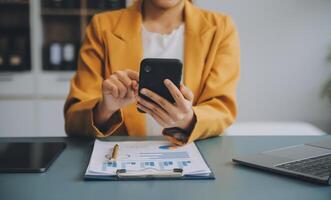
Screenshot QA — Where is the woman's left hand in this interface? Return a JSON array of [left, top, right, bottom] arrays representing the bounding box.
[[137, 79, 195, 135]]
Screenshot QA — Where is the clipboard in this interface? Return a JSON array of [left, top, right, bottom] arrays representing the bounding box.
[[84, 140, 215, 181], [85, 166, 215, 181]]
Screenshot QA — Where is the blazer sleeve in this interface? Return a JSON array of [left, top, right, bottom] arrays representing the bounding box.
[[64, 15, 124, 138], [187, 16, 240, 143]]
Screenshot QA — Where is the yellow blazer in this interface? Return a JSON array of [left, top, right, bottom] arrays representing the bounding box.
[[64, 0, 240, 143]]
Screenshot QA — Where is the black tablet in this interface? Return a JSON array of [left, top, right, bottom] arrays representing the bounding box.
[[0, 142, 66, 173]]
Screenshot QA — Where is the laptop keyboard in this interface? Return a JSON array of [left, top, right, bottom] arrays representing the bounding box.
[[276, 154, 331, 178]]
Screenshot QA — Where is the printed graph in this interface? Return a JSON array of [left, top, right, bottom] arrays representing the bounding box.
[[177, 160, 191, 168], [139, 151, 189, 159], [140, 161, 156, 168], [159, 145, 178, 150]]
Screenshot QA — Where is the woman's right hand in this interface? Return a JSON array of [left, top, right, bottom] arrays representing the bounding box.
[[100, 69, 139, 113], [93, 70, 139, 128]]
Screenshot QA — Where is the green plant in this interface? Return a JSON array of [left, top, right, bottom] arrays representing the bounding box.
[[322, 46, 331, 102]]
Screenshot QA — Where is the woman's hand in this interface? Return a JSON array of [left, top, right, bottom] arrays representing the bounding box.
[[94, 70, 139, 128], [137, 79, 195, 133], [100, 70, 139, 113]]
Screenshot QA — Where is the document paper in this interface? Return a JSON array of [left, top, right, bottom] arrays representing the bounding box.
[[85, 140, 211, 177]]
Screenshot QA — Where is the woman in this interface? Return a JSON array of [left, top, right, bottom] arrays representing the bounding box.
[[64, 0, 240, 145]]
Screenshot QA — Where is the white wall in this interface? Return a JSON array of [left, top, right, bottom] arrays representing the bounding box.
[[196, 0, 331, 132], [1, 0, 331, 137]]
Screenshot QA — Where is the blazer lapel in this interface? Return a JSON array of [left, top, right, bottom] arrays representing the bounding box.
[[183, 1, 216, 104], [106, 2, 146, 136]]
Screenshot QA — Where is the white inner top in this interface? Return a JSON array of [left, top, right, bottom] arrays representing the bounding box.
[[141, 24, 184, 136]]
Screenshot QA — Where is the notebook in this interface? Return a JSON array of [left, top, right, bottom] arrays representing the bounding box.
[[85, 140, 214, 180]]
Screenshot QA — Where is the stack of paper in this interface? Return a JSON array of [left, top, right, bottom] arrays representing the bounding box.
[[85, 140, 212, 179]]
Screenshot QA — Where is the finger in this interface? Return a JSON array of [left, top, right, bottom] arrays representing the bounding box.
[[132, 80, 139, 92], [137, 97, 175, 126], [140, 88, 174, 112], [132, 80, 138, 88], [114, 71, 134, 98], [125, 69, 139, 81], [109, 76, 127, 98], [114, 71, 132, 88], [103, 80, 119, 98], [129, 81, 139, 97], [137, 103, 167, 127], [180, 83, 194, 101], [140, 88, 183, 121], [150, 112, 168, 128], [126, 81, 136, 99], [164, 79, 186, 107], [126, 87, 135, 98]]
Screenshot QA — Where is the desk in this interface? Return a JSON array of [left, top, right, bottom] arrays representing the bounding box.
[[225, 122, 326, 136], [0, 136, 330, 200]]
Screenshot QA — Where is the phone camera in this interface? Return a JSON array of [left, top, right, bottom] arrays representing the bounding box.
[[144, 65, 152, 73]]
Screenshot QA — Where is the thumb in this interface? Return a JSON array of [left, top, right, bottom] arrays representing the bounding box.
[[132, 80, 139, 96]]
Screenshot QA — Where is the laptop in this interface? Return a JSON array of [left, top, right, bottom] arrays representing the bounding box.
[[232, 139, 331, 185], [0, 142, 66, 172]]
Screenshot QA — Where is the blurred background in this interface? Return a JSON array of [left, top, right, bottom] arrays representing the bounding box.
[[0, 0, 330, 137]]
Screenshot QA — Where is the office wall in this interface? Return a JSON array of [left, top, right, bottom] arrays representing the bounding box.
[[196, 0, 331, 132], [0, 0, 330, 137]]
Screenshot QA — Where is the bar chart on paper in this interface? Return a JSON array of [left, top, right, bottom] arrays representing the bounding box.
[[85, 140, 213, 178]]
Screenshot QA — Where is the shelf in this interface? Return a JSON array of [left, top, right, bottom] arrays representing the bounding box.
[[0, 72, 35, 96], [42, 8, 108, 16], [42, 8, 82, 16], [0, 0, 31, 73], [0, 0, 132, 137], [0, 0, 29, 6], [37, 71, 74, 97], [0, 68, 31, 72], [40, 1, 126, 71]]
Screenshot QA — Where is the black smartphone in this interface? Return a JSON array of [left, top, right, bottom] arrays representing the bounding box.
[[138, 58, 183, 113]]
